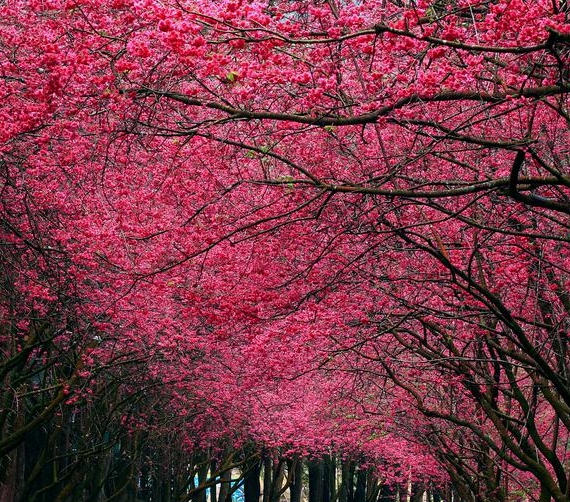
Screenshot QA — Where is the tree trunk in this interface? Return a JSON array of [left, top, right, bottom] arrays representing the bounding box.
[[219, 467, 232, 502], [244, 460, 261, 502], [0, 448, 18, 502], [193, 460, 209, 502], [262, 457, 272, 502], [322, 457, 334, 502], [308, 460, 323, 502], [366, 471, 381, 502], [410, 485, 425, 502], [271, 459, 286, 502], [289, 459, 303, 502], [209, 461, 218, 502], [378, 484, 396, 502], [354, 469, 366, 502], [339, 462, 355, 502]]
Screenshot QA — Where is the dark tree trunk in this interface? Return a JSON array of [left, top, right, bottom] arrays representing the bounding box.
[[354, 469, 366, 502], [378, 483, 396, 502], [210, 462, 218, 502], [308, 460, 323, 502], [270, 459, 286, 502], [410, 485, 425, 502], [322, 457, 334, 502], [366, 471, 381, 502], [219, 467, 232, 502], [289, 459, 303, 502], [244, 460, 261, 502], [262, 457, 272, 502], [0, 448, 18, 502], [339, 462, 355, 502], [193, 460, 209, 502]]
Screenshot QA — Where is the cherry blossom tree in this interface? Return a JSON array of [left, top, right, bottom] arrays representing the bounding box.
[[1, 0, 570, 501]]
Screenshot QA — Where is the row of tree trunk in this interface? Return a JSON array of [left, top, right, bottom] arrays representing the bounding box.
[[210, 455, 451, 502]]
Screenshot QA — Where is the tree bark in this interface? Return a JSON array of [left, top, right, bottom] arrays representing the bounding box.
[[289, 459, 303, 502], [262, 457, 272, 502], [309, 460, 324, 502], [354, 469, 366, 502], [219, 467, 232, 502], [244, 460, 261, 502]]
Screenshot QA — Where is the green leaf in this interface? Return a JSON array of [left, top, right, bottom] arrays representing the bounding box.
[[226, 71, 239, 83]]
